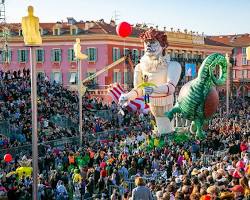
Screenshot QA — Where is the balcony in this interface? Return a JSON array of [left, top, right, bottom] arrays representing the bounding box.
[[239, 78, 250, 83]]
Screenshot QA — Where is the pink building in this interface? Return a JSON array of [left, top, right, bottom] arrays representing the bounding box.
[[1, 18, 232, 100], [208, 34, 250, 97]]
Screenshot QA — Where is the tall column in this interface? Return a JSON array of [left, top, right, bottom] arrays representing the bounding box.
[[30, 47, 38, 200], [226, 54, 231, 115], [78, 59, 83, 146]]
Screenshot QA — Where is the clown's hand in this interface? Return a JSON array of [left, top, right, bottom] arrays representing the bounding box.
[[144, 86, 154, 95], [119, 94, 129, 107]]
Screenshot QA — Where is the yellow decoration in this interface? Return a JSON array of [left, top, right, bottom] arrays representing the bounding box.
[[73, 172, 82, 184], [80, 85, 87, 96], [184, 151, 189, 160], [74, 38, 88, 60], [16, 166, 32, 178], [154, 138, 160, 147], [137, 82, 157, 89], [21, 6, 42, 46]]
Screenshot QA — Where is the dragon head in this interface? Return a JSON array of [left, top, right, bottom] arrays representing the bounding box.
[[198, 53, 227, 86]]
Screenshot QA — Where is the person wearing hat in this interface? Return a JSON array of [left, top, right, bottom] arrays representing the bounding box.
[[191, 168, 200, 176], [132, 177, 153, 200], [219, 191, 234, 200], [230, 185, 245, 200], [207, 185, 219, 200]]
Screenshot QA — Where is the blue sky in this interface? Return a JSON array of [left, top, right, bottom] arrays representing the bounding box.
[[5, 0, 250, 35]]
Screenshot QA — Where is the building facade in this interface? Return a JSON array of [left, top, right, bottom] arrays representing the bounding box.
[[0, 18, 232, 99], [208, 34, 250, 97]]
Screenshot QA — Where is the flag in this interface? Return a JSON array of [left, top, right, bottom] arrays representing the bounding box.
[[108, 83, 150, 114]]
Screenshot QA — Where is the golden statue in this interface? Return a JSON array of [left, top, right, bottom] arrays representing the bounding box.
[[247, 46, 250, 60], [74, 38, 88, 60], [21, 5, 42, 46]]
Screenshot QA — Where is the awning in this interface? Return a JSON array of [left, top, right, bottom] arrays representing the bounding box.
[[69, 72, 76, 83], [54, 73, 61, 83]]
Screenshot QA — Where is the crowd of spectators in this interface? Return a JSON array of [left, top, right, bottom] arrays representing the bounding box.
[[0, 95, 249, 199], [0, 70, 150, 149], [0, 70, 249, 200]]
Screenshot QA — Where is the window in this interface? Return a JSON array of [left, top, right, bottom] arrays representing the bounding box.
[[54, 28, 60, 35], [71, 28, 77, 35], [68, 48, 75, 62], [39, 28, 43, 35], [87, 48, 97, 62], [51, 72, 62, 84], [36, 49, 44, 62], [124, 48, 130, 56], [37, 72, 45, 79], [18, 49, 28, 63], [141, 50, 145, 57], [87, 72, 97, 85], [51, 49, 62, 62], [242, 47, 247, 55], [69, 72, 77, 84], [193, 54, 199, 59], [112, 47, 120, 62], [124, 71, 129, 84], [233, 48, 237, 56], [19, 30, 22, 36], [242, 57, 247, 65], [1, 49, 12, 63], [232, 70, 236, 79], [242, 70, 248, 78], [132, 49, 139, 64], [113, 71, 121, 83]]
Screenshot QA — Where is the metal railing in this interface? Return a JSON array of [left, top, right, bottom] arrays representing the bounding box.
[[0, 121, 22, 138], [0, 125, 149, 157]]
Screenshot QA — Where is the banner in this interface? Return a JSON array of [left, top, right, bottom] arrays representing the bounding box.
[[185, 63, 196, 77]]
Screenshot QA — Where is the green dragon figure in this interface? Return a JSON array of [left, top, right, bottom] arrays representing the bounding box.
[[165, 53, 227, 139]]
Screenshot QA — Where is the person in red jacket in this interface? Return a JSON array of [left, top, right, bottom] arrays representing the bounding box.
[[240, 140, 248, 152]]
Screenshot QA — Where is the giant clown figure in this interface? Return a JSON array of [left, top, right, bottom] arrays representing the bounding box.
[[119, 28, 181, 135]]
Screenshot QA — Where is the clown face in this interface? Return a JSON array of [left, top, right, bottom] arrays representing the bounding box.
[[144, 40, 163, 58]]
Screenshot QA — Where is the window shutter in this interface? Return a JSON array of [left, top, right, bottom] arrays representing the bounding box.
[[7, 49, 11, 63], [94, 48, 97, 61], [51, 49, 54, 62], [25, 50, 29, 62], [86, 48, 89, 61], [59, 72, 62, 83], [68, 49, 71, 62], [35, 49, 39, 62], [117, 72, 121, 83], [112, 48, 116, 62], [42, 49, 45, 62], [113, 71, 116, 83], [1, 50, 5, 63], [76, 71, 79, 84], [72, 49, 75, 61], [135, 50, 139, 63], [124, 71, 128, 84], [67, 72, 71, 83], [18, 50, 21, 63], [117, 48, 120, 60], [50, 72, 54, 82], [59, 49, 62, 62]]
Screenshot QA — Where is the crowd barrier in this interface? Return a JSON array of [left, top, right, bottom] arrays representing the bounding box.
[[0, 125, 148, 157]]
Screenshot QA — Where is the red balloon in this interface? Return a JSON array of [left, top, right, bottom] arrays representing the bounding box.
[[4, 153, 12, 163], [116, 22, 132, 38]]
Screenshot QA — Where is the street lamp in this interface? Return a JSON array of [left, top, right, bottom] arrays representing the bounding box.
[[21, 5, 42, 200], [73, 38, 88, 146]]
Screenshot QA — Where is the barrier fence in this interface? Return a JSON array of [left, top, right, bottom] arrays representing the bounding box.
[[0, 125, 149, 157], [0, 109, 113, 139]]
